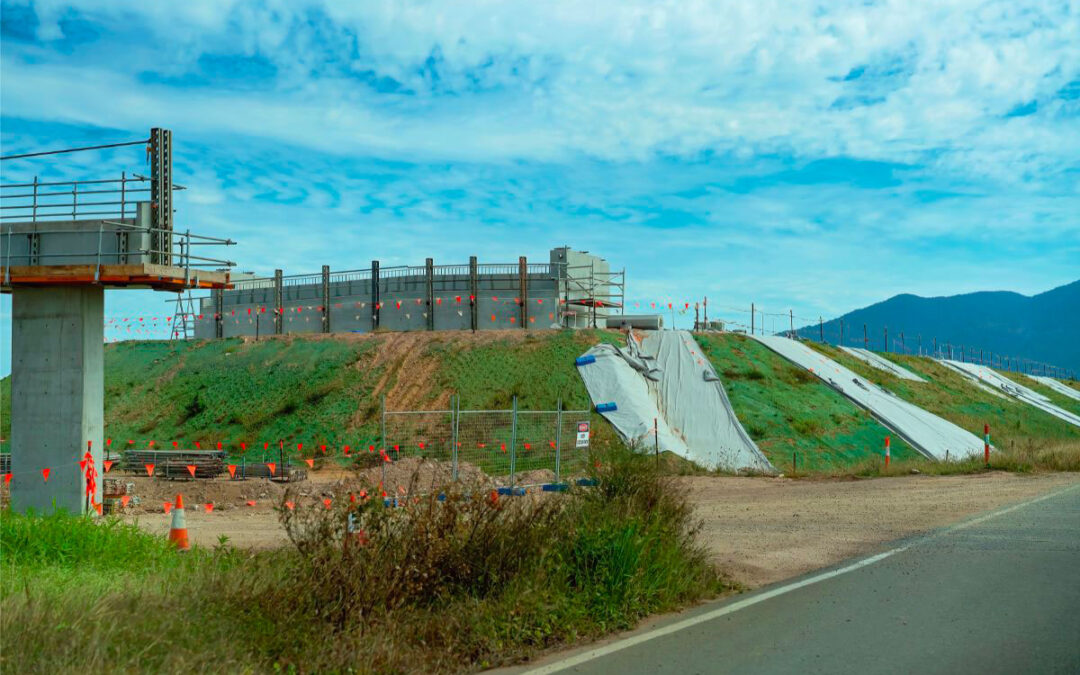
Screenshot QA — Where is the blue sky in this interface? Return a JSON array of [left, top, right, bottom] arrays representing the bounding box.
[[2, 0, 1079, 373]]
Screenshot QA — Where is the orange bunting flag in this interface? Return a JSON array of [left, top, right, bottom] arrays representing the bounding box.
[[3, 473, 12, 485], [297, 443, 303, 451], [227, 464, 237, 478], [418, 442, 425, 450], [246, 500, 256, 507], [145, 464, 155, 477], [344, 445, 351, 456], [323, 498, 332, 510], [186, 465, 197, 478], [523, 443, 531, 450], [320, 445, 327, 454], [285, 501, 295, 510], [369, 445, 375, 453], [164, 502, 172, 514], [148, 440, 155, 447], [106, 438, 112, 447], [549, 441, 556, 449], [173, 441, 179, 448], [349, 493, 357, 504], [304, 458, 314, 468], [217, 441, 223, 451], [204, 503, 214, 513], [359, 490, 368, 499], [240, 442, 247, 451], [500, 443, 506, 453], [42, 468, 51, 482], [267, 462, 277, 476], [121, 495, 131, 507], [264, 442, 270, 450], [393, 444, 399, 452], [195, 441, 202, 449]]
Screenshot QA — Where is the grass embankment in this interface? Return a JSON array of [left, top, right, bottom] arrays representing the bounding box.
[[692, 333, 919, 472], [793, 343, 1080, 475], [0, 451, 722, 673], [0, 330, 626, 466], [993, 370, 1080, 417]]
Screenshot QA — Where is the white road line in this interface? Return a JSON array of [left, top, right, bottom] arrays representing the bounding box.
[[526, 482, 1080, 674]]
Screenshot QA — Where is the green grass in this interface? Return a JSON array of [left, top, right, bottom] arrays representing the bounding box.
[[1, 450, 722, 673], [693, 333, 919, 471], [803, 343, 1080, 453]]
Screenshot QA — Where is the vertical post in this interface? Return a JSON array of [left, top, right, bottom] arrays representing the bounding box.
[[273, 269, 283, 335], [321, 265, 331, 333], [654, 417, 660, 470], [213, 288, 224, 339], [789, 309, 793, 339], [371, 260, 381, 330], [120, 171, 126, 219], [451, 395, 459, 482], [509, 396, 518, 486], [984, 423, 990, 469], [255, 313, 260, 341], [425, 257, 435, 331], [380, 394, 387, 489], [469, 256, 478, 332], [519, 256, 528, 329], [819, 316, 823, 343], [703, 296, 708, 326], [32, 175, 39, 222], [751, 303, 755, 335], [555, 399, 563, 483], [901, 332, 905, 353], [884, 436, 891, 470], [694, 303, 700, 331], [863, 324, 868, 350]]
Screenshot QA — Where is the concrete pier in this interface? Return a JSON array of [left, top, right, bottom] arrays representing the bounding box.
[[10, 286, 104, 513]]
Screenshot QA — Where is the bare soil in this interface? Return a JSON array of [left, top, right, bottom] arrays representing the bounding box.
[[123, 471, 1079, 586], [681, 471, 1080, 588]]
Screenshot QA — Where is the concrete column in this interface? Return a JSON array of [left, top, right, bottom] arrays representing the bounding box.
[[10, 286, 104, 514]]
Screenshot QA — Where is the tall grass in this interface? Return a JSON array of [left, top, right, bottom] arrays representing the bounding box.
[[0, 448, 722, 673]]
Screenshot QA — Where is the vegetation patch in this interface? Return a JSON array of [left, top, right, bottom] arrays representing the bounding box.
[[0, 450, 722, 673]]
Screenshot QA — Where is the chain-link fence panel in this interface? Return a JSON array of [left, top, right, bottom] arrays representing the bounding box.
[[456, 409, 515, 486], [380, 410, 455, 496], [556, 412, 594, 481]]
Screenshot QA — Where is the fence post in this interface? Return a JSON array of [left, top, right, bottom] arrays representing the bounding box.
[[555, 398, 563, 483], [509, 396, 518, 486], [381, 394, 388, 489], [273, 269, 283, 335], [426, 257, 435, 331], [469, 256, 478, 332], [519, 256, 528, 329], [371, 260, 381, 330], [451, 395, 459, 482], [321, 265, 331, 333]]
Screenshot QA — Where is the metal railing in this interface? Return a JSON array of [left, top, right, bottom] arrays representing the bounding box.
[[0, 173, 179, 223]]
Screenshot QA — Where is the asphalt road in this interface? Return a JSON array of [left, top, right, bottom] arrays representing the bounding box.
[[530, 483, 1080, 675]]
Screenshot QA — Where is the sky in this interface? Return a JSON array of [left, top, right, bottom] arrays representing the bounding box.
[[2, 0, 1079, 374]]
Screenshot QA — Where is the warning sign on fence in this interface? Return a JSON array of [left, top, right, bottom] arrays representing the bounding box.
[[576, 422, 590, 448]]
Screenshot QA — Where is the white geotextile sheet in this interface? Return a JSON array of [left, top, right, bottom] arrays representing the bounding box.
[[576, 331, 773, 473], [1029, 375, 1080, 403], [753, 336, 985, 460], [840, 346, 926, 382], [940, 360, 1080, 429]]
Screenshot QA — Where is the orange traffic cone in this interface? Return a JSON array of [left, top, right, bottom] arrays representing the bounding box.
[[168, 493, 190, 551]]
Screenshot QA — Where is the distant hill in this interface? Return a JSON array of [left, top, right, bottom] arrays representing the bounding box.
[[796, 280, 1080, 377]]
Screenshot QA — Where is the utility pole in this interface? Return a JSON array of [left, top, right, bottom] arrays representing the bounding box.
[[751, 303, 754, 335], [901, 331, 905, 353], [694, 302, 700, 331], [789, 309, 794, 339], [863, 323, 868, 350]]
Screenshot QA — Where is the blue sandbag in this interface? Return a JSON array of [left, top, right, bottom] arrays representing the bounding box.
[[575, 354, 597, 366], [596, 401, 617, 413], [542, 483, 569, 492], [576, 478, 599, 487]]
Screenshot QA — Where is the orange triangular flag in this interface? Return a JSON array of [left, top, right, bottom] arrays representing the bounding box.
[[284, 501, 295, 510], [103, 460, 114, 473], [227, 464, 237, 478], [186, 465, 197, 478], [79, 459, 88, 472], [3, 473, 11, 485], [204, 503, 214, 513], [267, 462, 277, 476], [121, 495, 131, 507], [42, 468, 51, 482], [304, 458, 314, 468], [163, 502, 172, 514], [145, 463, 155, 477], [323, 498, 332, 509]]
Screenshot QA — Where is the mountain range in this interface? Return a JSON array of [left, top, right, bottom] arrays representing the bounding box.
[[795, 280, 1080, 377]]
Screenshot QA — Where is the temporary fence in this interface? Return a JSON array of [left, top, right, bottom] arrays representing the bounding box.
[[380, 396, 593, 495]]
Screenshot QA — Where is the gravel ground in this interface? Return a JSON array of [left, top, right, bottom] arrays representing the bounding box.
[[124, 471, 1079, 585]]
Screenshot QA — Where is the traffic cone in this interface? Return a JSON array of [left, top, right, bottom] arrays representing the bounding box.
[[168, 493, 190, 551]]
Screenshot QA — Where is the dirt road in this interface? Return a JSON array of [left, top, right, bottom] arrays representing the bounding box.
[[125, 471, 1079, 587]]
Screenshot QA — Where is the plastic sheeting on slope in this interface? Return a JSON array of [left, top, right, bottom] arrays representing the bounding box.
[[576, 331, 774, 473], [940, 360, 1080, 429], [1029, 375, 1080, 404], [753, 335, 985, 460], [839, 346, 926, 382]]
